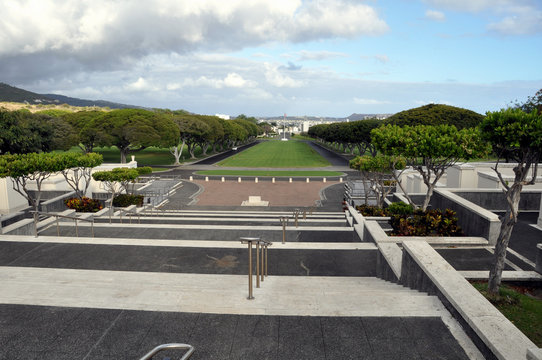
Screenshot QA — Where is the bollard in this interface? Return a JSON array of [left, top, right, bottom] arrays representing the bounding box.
[[221, 177, 225, 182], [306, 178, 309, 183], [323, 178, 326, 183], [238, 177, 241, 183], [205, 176, 209, 182], [272, 177, 275, 183], [289, 178, 292, 183], [255, 177, 258, 183], [189, 176, 193, 181], [340, 177, 343, 183]]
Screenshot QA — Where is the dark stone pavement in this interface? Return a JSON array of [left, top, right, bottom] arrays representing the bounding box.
[[0, 304, 469, 360], [0, 242, 376, 277], [39, 226, 358, 243]]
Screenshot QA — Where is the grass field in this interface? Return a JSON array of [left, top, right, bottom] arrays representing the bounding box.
[[472, 282, 542, 346], [217, 141, 330, 168], [197, 170, 343, 177], [56, 146, 206, 166]]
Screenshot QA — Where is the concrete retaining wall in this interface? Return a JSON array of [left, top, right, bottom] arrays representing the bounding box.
[[401, 240, 538, 360], [452, 189, 542, 212], [431, 189, 501, 245], [40, 191, 75, 213]]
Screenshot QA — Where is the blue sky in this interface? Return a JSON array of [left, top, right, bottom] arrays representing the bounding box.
[[1, 0, 541, 117]]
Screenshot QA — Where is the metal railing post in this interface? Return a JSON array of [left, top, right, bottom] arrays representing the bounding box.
[[256, 241, 260, 288], [56, 215, 60, 237], [280, 216, 288, 244], [264, 243, 268, 277]]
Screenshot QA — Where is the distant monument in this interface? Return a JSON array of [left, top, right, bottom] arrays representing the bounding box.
[[281, 113, 288, 141]]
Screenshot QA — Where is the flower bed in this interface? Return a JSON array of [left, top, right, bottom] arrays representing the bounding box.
[[65, 197, 103, 213]]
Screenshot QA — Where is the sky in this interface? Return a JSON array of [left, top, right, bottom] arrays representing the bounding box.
[[1, 0, 541, 117]]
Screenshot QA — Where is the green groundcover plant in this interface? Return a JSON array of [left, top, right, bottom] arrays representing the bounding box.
[[113, 194, 144, 207]]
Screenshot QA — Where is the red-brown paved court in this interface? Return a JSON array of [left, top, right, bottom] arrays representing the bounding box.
[[192, 179, 340, 207]]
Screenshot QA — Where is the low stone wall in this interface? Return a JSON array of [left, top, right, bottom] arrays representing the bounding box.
[[452, 189, 542, 212], [401, 240, 539, 360], [431, 189, 501, 245], [40, 191, 75, 213]]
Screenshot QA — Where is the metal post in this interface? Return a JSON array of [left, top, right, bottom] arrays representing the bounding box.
[[247, 241, 254, 299], [261, 243, 265, 282], [241, 237, 260, 300], [303, 209, 307, 220], [280, 216, 287, 244], [56, 216, 60, 237], [265, 244, 268, 276], [256, 241, 260, 288]]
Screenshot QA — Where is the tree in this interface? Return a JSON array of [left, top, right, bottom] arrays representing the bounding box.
[[173, 115, 211, 159], [95, 109, 178, 163], [480, 108, 542, 295], [92, 167, 140, 216], [512, 88, 542, 113], [197, 115, 224, 155], [0, 152, 72, 235], [61, 110, 106, 153], [371, 124, 491, 210], [0, 110, 54, 154], [350, 155, 406, 207], [59, 152, 103, 199], [385, 104, 484, 129]]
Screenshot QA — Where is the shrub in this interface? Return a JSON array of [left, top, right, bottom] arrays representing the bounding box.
[[113, 194, 144, 207], [64, 197, 103, 213], [355, 204, 389, 217], [389, 209, 464, 236], [387, 202, 413, 216]]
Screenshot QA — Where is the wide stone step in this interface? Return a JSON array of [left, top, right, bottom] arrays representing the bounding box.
[[0, 267, 443, 316], [39, 223, 359, 242], [93, 216, 348, 227]]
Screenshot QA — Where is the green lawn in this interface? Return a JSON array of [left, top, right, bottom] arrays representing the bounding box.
[[56, 146, 207, 166], [217, 140, 330, 168], [197, 170, 343, 177], [472, 282, 542, 346]]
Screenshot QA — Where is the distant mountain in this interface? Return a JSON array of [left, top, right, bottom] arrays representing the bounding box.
[[0, 82, 56, 104], [0, 82, 139, 109], [42, 93, 141, 109]]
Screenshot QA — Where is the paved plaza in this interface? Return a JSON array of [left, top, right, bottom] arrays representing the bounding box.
[[0, 142, 540, 359]]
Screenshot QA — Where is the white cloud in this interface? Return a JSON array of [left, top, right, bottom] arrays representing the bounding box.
[[425, 10, 446, 21], [487, 7, 542, 35], [0, 0, 388, 63], [264, 63, 304, 87], [297, 50, 348, 61], [424, 0, 542, 35], [360, 54, 389, 64], [354, 98, 391, 105], [125, 77, 158, 92]]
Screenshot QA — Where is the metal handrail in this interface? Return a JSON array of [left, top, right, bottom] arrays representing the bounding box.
[[139, 343, 194, 360], [32, 210, 94, 238], [117, 206, 141, 224], [240, 237, 272, 300]]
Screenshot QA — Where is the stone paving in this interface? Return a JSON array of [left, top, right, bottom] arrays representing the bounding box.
[[190, 179, 340, 207]]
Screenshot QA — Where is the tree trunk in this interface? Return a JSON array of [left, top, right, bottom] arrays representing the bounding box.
[[120, 149, 127, 164], [488, 185, 522, 294]]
